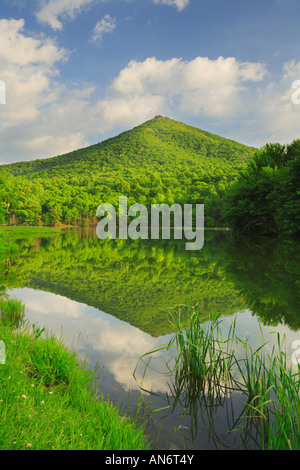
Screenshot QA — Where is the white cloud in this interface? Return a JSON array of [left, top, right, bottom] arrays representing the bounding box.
[[110, 56, 268, 118], [1, 17, 300, 164], [94, 94, 166, 130], [92, 14, 116, 42], [0, 18, 67, 127], [36, 0, 94, 30], [0, 18, 66, 66], [153, 0, 190, 11], [0, 18, 90, 163], [15, 288, 85, 318], [230, 61, 300, 147], [35, 0, 189, 31]]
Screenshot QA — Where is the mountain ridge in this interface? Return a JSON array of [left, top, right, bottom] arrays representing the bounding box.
[[1, 116, 256, 177], [0, 116, 257, 227]]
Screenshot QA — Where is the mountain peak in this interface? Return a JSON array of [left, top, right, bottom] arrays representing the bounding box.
[[0, 117, 257, 229], [1, 117, 256, 180]]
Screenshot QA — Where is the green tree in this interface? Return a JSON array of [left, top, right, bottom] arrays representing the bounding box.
[[223, 140, 300, 236]]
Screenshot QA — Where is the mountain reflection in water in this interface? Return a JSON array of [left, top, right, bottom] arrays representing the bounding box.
[[1, 229, 299, 449]]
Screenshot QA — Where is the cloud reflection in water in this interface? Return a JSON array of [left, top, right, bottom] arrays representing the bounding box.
[[8, 287, 174, 394]]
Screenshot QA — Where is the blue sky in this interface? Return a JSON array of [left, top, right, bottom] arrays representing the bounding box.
[[0, 0, 300, 163]]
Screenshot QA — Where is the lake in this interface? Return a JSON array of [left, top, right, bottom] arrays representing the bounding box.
[[1, 228, 299, 450]]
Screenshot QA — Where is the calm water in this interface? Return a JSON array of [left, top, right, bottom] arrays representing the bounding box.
[[1, 229, 299, 449]]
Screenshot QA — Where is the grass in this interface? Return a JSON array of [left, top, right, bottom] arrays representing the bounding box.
[[0, 225, 62, 253], [244, 333, 300, 450], [0, 298, 25, 328], [0, 225, 62, 237], [2, 294, 300, 450], [137, 304, 300, 450], [170, 308, 236, 394], [0, 299, 150, 451]]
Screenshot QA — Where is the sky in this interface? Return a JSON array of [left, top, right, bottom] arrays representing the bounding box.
[[0, 0, 300, 164]]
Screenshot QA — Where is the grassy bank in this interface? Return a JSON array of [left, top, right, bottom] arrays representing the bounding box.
[[0, 226, 62, 253], [0, 225, 62, 236], [0, 300, 149, 450]]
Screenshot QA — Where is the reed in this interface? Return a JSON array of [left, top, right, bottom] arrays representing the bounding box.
[[137, 304, 300, 450], [243, 333, 300, 450], [0, 298, 25, 328], [168, 306, 237, 396]]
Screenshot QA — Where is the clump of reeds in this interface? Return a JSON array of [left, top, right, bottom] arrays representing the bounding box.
[[137, 304, 300, 450], [237, 332, 300, 450], [0, 297, 25, 328], [169, 307, 237, 396]]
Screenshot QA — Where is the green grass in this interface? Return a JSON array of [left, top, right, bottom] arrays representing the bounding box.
[[0, 302, 150, 450], [0, 226, 62, 236], [137, 305, 300, 450], [2, 293, 300, 450], [241, 333, 300, 450], [170, 308, 236, 393], [0, 298, 25, 328]]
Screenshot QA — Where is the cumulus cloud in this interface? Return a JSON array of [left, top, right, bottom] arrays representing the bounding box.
[[93, 94, 166, 131], [0, 18, 90, 163], [36, 0, 94, 30], [229, 60, 300, 147], [14, 288, 85, 318], [106, 55, 300, 147], [91, 14, 116, 42], [110, 56, 268, 118], [0, 18, 67, 112], [153, 0, 190, 11], [36, 0, 189, 32], [0, 18, 66, 65], [0, 20, 58, 122], [1, 17, 300, 163]]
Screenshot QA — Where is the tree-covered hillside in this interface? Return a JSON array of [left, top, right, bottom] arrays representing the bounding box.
[[222, 139, 300, 236], [0, 116, 256, 227]]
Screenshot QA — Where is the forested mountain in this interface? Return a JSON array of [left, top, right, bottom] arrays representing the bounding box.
[[0, 116, 256, 227]]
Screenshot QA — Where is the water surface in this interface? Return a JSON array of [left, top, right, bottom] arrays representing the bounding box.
[[1, 229, 299, 449]]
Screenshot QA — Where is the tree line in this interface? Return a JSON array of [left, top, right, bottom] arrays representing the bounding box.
[[0, 117, 298, 235], [0, 117, 255, 228], [222, 139, 300, 236]]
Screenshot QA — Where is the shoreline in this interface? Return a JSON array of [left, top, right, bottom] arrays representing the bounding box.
[[0, 316, 150, 451]]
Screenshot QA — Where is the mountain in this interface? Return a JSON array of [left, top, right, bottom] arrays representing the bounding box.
[[0, 116, 256, 227]]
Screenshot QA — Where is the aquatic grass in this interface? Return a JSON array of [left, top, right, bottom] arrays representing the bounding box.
[[137, 305, 300, 450], [0, 298, 25, 328], [134, 306, 237, 399], [244, 333, 300, 450], [234, 337, 275, 401], [168, 306, 237, 396], [164, 365, 235, 446]]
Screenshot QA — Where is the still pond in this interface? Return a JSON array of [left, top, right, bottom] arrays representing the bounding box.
[[1, 229, 299, 449]]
